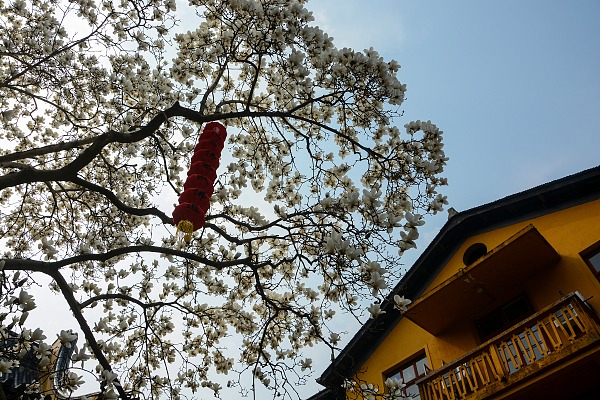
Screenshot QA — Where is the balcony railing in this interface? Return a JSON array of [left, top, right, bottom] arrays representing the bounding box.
[[417, 293, 600, 400]]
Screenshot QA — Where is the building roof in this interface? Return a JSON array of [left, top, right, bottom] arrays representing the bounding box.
[[311, 165, 600, 398]]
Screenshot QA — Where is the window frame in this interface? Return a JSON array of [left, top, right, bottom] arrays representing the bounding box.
[[581, 241, 600, 280], [384, 351, 429, 399]]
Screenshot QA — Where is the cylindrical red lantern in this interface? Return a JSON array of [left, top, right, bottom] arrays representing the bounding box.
[[173, 122, 227, 241], [183, 173, 216, 191], [191, 149, 220, 165], [195, 138, 225, 153], [178, 188, 212, 211]]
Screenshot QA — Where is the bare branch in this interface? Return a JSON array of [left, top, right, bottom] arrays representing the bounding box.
[[47, 269, 131, 400]]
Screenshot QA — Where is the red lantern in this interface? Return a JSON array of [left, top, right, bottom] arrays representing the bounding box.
[[191, 149, 220, 165], [172, 203, 206, 231], [178, 188, 212, 211], [181, 177, 214, 196], [194, 138, 225, 153], [199, 123, 227, 142], [173, 122, 227, 241], [183, 169, 217, 190]]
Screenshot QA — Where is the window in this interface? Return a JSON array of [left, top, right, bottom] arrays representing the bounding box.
[[475, 295, 533, 342], [582, 242, 600, 280], [463, 243, 488, 266], [386, 353, 428, 399]]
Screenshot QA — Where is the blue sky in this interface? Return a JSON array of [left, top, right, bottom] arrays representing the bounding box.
[[304, 0, 600, 395]]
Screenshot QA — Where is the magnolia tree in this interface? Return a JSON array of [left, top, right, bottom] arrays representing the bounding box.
[[0, 0, 447, 398]]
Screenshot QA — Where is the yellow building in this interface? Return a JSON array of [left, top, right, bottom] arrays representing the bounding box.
[[311, 166, 600, 400]]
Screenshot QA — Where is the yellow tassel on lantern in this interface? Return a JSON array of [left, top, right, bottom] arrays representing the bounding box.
[[176, 220, 194, 242]]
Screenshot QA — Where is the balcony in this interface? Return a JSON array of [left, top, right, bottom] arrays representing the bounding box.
[[417, 293, 600, 400], [405, 225, 561, 335]]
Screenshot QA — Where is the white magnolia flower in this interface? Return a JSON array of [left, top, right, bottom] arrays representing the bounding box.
[[364, 261, 386, 276], [398, 228, 419, 255], [369, 271, 388, 296], [320, 195, 334, 208], [384, 376, 405, 390], [325, 231, 342, 254], [66, 371, 85, 389], [360, 382, 379, 399], [342, 190, 360, 210], [368, 303, 386, 319], [18, 290, 36, 312], [329, 332, 341, 345], [72, 346, 90, 363], [430, 193, 449, 214], [405, 212, 425, 228], [38, 237, 59, 260], [362, 188, 382, 208], [57, 330, 77, 346], [393, 295, 412, 312], [1, 109, 15, 121], [36, 342, 52, 358], [299, 358, 312, 371], [31, 328, 46, 341], [0, 360, 13, 373], [101, 369, 118, 384]]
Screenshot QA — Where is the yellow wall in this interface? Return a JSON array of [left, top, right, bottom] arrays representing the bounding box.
[[354, 198, 600, 393]]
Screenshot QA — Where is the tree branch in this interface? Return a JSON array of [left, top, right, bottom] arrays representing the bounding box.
[[2, 245, 251, 273], [0, 102, 186, 190], [0, 136, 97, 164], [47, 269, 130, 400], [79, 293, 167, 310], [70, 176, 173, 225]]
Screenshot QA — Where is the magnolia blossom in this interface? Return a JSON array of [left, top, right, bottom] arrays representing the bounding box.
[[398, 228, 420, 256], [35, 342, 52, 359], [329, 332, 341, 345], [384, 376, 407, 400], [362, 188, 382, 208], [325, 231, 342, 254], [384, 376, 405, 391], [30, 328, 46, 341], [368, 303, 386, 319], [101, 369, 118, 384], [66, 371, 85, 390], [38, 356, 51, 368], [18, 290, 36, 312], [0, 360, 13, 373], [0, 0, 446, 397], [57, 330, 77, 347], [72, 346, 91, 364], [360, 382, 379, 400], [405, 212, 425, 228], [299, 358, 313, 371], [393, 295, 413, 312], [430, 193, 449, 213], [38, 237, 59, 260], [369, 271, 388, 296]]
